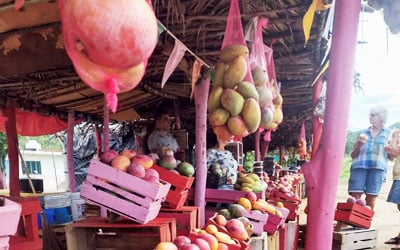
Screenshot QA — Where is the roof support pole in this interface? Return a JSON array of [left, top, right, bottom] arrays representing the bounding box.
[[312, 77, 323, 158], [67, 110, 76, 192], [194, 75, 210, 227], [5, 101, 20, 196], [100, 97, 110, 217], [302, 0, 360, 249]]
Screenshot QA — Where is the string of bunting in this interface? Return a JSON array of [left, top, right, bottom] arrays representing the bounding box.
[[157, 20, 210, 96]]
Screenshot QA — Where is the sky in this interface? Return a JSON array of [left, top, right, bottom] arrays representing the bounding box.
[[348, 11, 400, 131]]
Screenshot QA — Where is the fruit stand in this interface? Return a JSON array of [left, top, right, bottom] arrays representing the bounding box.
[[0, 0, 371, 249]]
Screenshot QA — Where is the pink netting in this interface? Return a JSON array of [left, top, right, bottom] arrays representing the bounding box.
[[221, 0, 253, 83]]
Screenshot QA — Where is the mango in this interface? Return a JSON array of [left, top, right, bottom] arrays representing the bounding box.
[[256, 85, 273, 109], [227, 116, 249, 138], [220, 44, 249, 63], [212, 125, 233, 142], [208, 86, 223, 113], [209, 108, 230, 127], [220, 89, 244, 116], [223, 55, 247, 88], [236, 81, 259, 101], [260, 108, 274, 129], [213, 61, 228, 88], [241, 98, 261, 133], [252, 67, 268, 86], [273, 91, 283, 105], [228, 204, 246, 218], [273, 106, 283, 124]]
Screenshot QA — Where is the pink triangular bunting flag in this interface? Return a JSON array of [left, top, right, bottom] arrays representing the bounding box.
[[161, 40, 187, 88]]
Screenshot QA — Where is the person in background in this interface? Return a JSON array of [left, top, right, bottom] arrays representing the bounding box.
[[147, 108, 179, 154], [348, 105, 391, 210], [206, 130, 238, 185], [384, 129, 400, 245]]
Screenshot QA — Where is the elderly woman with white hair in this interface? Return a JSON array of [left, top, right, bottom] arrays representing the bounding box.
[[348, 105, 392, 210]]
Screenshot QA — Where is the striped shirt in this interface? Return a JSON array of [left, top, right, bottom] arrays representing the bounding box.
[[351, 127, 391, 171]]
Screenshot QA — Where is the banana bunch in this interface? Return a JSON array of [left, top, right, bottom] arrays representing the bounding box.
[[234, 173, 265, 192]]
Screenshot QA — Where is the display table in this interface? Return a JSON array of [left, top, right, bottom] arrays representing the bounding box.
[[65, 216, 176, 250]]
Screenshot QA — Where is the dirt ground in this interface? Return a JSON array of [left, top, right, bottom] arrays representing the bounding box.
[[299, 164, 400, 249]]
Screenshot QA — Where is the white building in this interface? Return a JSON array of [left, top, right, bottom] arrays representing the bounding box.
[[5, 140, 68, 193]]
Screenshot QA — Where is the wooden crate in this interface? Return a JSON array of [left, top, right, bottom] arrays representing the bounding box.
[[264, 206, 289, 235], [333, 228, 377, 250], [152, 164, 195, 208], [269, 189, 302, 203], [244, 210, 268, 236], [334, 203, 374, 229], [65, 216, 176, 250], [80, 159, 171, 224], [204, 214, 250, 250], [188, 188, 265, 204], [268, 231, 280, 250], [8, 197, 42, 250], [286, 220, 299, 250], [157, 206, 200, 236], [249, 232, 268, 250]]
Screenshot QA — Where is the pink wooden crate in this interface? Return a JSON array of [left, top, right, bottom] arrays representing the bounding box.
[[0, 198, 22, 237], [80, 159, 171, 224], [244, 210, 268, 236], [263, 206, 289, 235], [202, 188, 265, 203], [0, 236, 9, 250]]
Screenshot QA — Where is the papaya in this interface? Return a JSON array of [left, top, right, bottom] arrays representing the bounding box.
[[223, 55, 247, 88], [241, 98, 261, 133], [207, 86, 223, 113], [213, 61, 228, 88], [256, 85, 273, 109], [220, 44, 249, 63], [251, 67, 268, 86], [227, 116, 249, 138], [209, 108, 230, 126], [220, 88, 244, 116], [236, 81, 259, 101]]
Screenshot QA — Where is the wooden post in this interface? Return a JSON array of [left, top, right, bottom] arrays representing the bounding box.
[[255, 129, 261, 161], [5, 102, 20, 196], [67, 110, 76, 192], [302, 1, 361, 249], [101, 97, 110, 217], [194, 76, 210, 227]]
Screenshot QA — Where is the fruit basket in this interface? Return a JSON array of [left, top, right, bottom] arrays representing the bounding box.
[[152, 164, 195, 208], [334, 203, 375, 229], [80, 159, 171, 224]]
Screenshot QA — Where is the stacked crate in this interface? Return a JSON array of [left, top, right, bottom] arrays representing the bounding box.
[[80, 159, 171, 224]]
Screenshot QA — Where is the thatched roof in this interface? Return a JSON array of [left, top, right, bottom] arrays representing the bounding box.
[[0, 0, 331, 142]]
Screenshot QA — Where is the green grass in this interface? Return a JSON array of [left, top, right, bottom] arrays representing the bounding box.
[[339, 155, 352, 184]]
